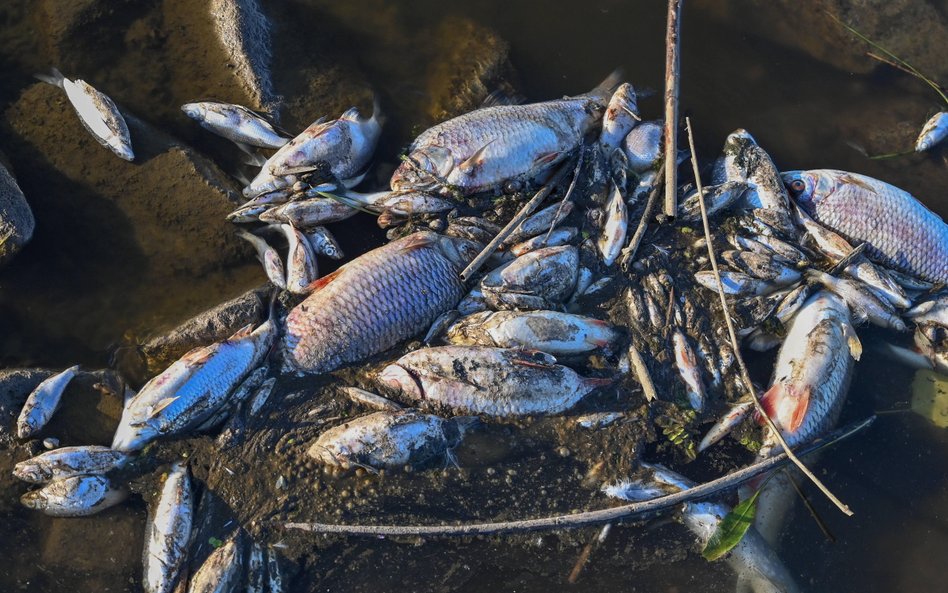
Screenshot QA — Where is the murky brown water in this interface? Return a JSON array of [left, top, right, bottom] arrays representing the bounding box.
[[1, 1, 946, 592]]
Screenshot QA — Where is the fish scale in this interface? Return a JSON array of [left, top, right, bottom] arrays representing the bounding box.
[[283, 232, 477, 374]]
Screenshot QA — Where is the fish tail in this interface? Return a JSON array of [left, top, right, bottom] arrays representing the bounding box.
[[585, 68, 624, 103], [34, 67, 65, 88], [370, 93, 386, 127]]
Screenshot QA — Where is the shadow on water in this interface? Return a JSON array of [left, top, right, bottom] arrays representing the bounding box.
[[0, 0, 946, 592]]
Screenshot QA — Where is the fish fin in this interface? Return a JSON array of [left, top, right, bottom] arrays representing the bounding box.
[[759, 384, 810, 432], [34, 68, 65, 88], [481, 89, 524, 108], [399, 233, 436, 253], [370, 94, 385, 126], [837, 173, 875, 192], [242, 152, 268, 167], [844, 324, 863, 361], [147, 396, 179, 419], [583, 68, 624, 103], [181, 345, 216, 366], [226, 323, 255, 342], [303, 268, 342, 293], [457, 140, 495, 175], [533, 150, 565, 167], [339, 107, 362, 122]]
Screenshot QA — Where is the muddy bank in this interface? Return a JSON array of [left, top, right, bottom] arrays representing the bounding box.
[[0, 155, 34, 266]]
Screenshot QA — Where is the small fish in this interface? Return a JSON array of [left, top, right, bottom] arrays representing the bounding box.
[[340, 387, 403, 412], [671, 330, 706, 411], [283, 232, 480, 374], [807, 270, 907, 331], [236, 230, 286, 289], [278, 224, 319, 294], [144, 461, 192, 593], [379, 346, 610, 417], [391, 71, 621, 195], [698, 400, 756, 452], [597, 183, 628, 266], [915, 111, 948, 152], [445, 310, 617, 354], [17, 365, 80, 439], [246, 542, 266, 593], [266, 549, 284, 593], [509, 226, 578, 257], [720, 251, 801, 285], [629, 168, 659, 204], [257, 197, 357, 227], [343, 189, 458, 219], [181, 102, 289, 149], [36, 68, 134, 160], [457, 287, 489, 315], [907, 292, 948, 326], [503, 202, 575, 245], [915, 322, 948, 375], [248, 377, 277, 416], [599, 83, 639, 155], [785, 169, 948, 283], [604, 464, 801, 593], [13, 446, 127, 484], [678, 181, 750, 221], [308, 411, 477, 469], [694, 270, 777, 296], [302, 226, 344, 260], [574, 412, 624, 429], [187, 535, 243, 593], [481, 245, 579, 310], [728, 234, 807, 267], [720, 130, 791, 228], [622, 120, 662, 172], [21, 474, 127, 517]]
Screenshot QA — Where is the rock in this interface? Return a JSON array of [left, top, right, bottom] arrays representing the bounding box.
[[209, 0, 275, 110], [0, 369, 54, 447], [1, 82, 262, 362], [695, 0, 948, 83], [0, 156, 35, 266]]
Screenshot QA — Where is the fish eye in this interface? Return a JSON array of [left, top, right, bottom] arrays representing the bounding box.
[[789, 179, 806, 193]]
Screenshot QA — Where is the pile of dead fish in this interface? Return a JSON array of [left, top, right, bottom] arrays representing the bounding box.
[[6, 58, 948, 593]]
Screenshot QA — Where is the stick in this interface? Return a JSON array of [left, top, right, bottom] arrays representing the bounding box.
[[627, 342, 658, 402], [541, 146, 586, 245], [459, 161, 573, 282], [662, 0, 684, 217], [785, 470, 836, 543], [684, 117, 854, 517], [283, 417, 873, 537], [618, 164, 666, 267]]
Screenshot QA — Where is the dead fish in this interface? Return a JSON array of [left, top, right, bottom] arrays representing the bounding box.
[[36, 68, 134, 160], [187, 535, 243, 593], [574, 411, 624, 428], [17, 365, 80, 439], [720, 130, 791, 227], [144, 461, 192, 593], [720, 250, 801, 285], [622, 120, 662, 172], [283, 232, 479, 374], [915, 322, 948, 375], [181, 101, 289, 149], [629, 168, 659, 204], [671, 330, 706, 411], [785, 169, 948, 283], [236, 230, 286, 289], [343, 188, 458, 218], [13, 446, 127, 484], [597, 183, 628, 266], [915, 111, 948, 152], [604, 464, 802, 593], [481, 245, 579, 310], [378, 346, 610, 417], [698, 400, 756, 452], [509, 226, 578, 257], [278, 224, 318, 294], [257, 197, 357, 227], [20, 474, 126, 517], [694, 270, 777, 296], [503, 202, 575, 246], [248, 377, 277, 416], [445, 310, 617, 354], [340, 387, 403, 412], [246, 542, 266, 593], [807, 270, 907, 331], [308, 411, 477, 469], [457, 287, 489, 315], [728, 234, 807, 267], [907, 292, 948, 326], [599, 82, 639, 155], [266, 549, 284, 593], [391, 71, 621, 195], [678, 181, 750, 221], [302, 226, 344, 260]]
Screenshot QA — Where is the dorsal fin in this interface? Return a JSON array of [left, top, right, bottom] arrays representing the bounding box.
[[399, 232, 436, 253], [339, 107, 362, 122], [226, 323, 255, 342], [481, 89, 524, 108]]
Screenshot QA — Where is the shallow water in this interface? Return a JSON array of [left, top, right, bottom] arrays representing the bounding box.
[[1, 1, 947, 592]]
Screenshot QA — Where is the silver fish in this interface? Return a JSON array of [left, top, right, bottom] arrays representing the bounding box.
[[181, 101, 288, 149], [457, 287, 489, 315], [785, 169, 948, 283], [36, 68, 134, 161], [13, 445, 127, 484], [246, 542, 266, 593], [597, 183, 628, 266], [622, 120, 662, 172], [915, 111, 948, 152], [308, 411, 477, 469], [907, 292, 948, 326], [728, 234, 807, 267], [503, 202, 574, 245], [807, 270, 907, 331], [378, 346, 610, 417], [629, 168, 659, 204], [574, 411, 624, 429], [720, 130, 790, 225], [279, 224, 318, 294], [509, 226, 578, 257], [698, 400, 756, 452], [694, 270, 777, 296], [283, 232, 479, 374], [266, 549, 284, 593], [604, 464, 801, 593], [599, 82, 639, 155], [340, 387, 403, 412], [671, 330, 707, 411], [445, 310, 617, 354], [187, 535, 243, 593], [257, 197, 357, 227], [343, 189, 458, 218], [144, 461, 192, 593], [248, 377, 277, 416], [391, 72, 621, 195], [302, 226, 344, 260], [481, 245, 579, 310], [21, 474, 127, 517], [17, 365, 80, 439], [720, 251, 801, 285], [236, 230, 286, 289], [678, 181, 750, 221]]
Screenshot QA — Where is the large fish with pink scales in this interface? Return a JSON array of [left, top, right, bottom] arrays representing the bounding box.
[[390, 71, 623, 195]]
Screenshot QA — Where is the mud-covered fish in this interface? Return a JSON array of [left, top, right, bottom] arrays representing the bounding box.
[[481, 244, 579, 310], [257, 196, 357, 227], [379, 346, 610, 416], [278, 224, 318, 294], [679, 181, 750, 221], [144, 461, 192, 593], [17, 364, 80, 439], [503, 202, 575, 246], [721, 130, 793, 233], [36, 68, 134, 161], [188, 535, 243, 593], [785, 169, 948, 283], [283, 232, 479, 374], [13, 445, 126, 484], [236, 230, 286, 289], [20, 474, 126, 517], [445, 310, 616, 354], [694, 270, 779, 296], [807, 270, 907, 331], [907, 292, 948, 326], [391, 72, 621, 195], [915, 111, 948, 152], [303, 226, 344, 260], [720, 250, 801, 285], [597, 183, 628, 266], [181, 101, 289, 149], [622, 120, 662, 172], [604, 464, 801, 593], [599, 83, 639, 155], [671, 330, 706, 411], [308, 411, 477, 469]]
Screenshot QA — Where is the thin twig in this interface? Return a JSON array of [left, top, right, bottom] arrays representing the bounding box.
[[541, 146, 586, 245], [459, 161, 573, 282], [627, 342, 658, 402], [567, 527, 601, 584], [618, 164, 666, 267], [684, 117, 854, 517], [785, 470, 836, 543], [283, 417, 873, 537], [663, 0, 684, 217]]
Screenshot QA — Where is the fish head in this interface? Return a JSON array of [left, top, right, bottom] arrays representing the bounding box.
[[916, 322, 948, 373], [391, 147, 454, 192], [12, 461, 50, 484], [114, 142, 135, 162], [180, 102, 206, 121], [377, 364, 424, 400], [19, 489, 48, 510], [111, 417, 158, 453], [435, 235, 483, 269]]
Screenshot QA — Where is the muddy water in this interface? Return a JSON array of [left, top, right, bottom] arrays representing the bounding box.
[[0, 0, 947, 592]]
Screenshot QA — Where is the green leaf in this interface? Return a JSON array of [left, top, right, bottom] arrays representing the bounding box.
[[208, 537, 224, 548], [701, 490, 760, 561]]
